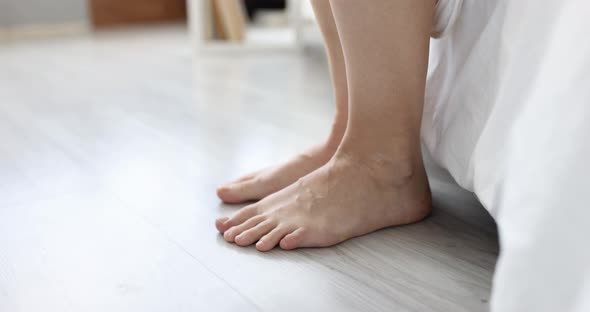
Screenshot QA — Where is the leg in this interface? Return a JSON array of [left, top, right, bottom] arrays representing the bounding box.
[[216, 0, 435, 252], [216, 0, 349, 204]]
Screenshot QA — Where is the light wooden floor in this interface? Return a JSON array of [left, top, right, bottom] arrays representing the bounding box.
[[0, 26, 498, 312]]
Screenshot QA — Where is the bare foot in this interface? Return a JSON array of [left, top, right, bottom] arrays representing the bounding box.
[[215, 153, 432, 251], [217, 143, 337, 204]]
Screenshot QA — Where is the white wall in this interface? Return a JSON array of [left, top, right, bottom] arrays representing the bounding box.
[[0, 0, 10, 26], [0, 0, 88, 27]]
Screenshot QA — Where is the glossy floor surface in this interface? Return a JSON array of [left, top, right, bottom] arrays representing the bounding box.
[[0, 26, 498, 312]]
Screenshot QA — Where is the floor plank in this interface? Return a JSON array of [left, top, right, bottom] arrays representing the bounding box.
[[0, 193, 258, 312]]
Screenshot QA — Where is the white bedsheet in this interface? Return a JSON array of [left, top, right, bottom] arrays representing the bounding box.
[[424, 0, 590, 311]]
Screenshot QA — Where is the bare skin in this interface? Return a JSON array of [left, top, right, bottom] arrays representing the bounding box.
[[217, 0, 349, 204], [216, 151, 431, 251], [216, 0, 436, 251], [217, 134, 342, 204]]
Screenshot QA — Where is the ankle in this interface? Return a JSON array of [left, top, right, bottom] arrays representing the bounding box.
[[333, 147, 425, 187]]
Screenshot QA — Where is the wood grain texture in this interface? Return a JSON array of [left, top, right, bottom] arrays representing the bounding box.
[[0, 26, 498, 312]]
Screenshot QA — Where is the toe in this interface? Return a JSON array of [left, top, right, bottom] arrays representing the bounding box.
[[217, 179, 264, 204], [216, 204, 259, 233], [216, 184, 241, 203], [224, 215, 265, 243], [215, 217, 229, 233], [255, 226, 292, 252], [235, 220, 276, 246], [233, 171, 260, 183], [218, 172, 258, 194], [280, 228, 306, 250]]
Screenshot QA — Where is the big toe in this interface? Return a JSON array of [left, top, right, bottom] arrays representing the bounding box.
[[216, 184, 241, 203], [217, 180, 267, 204], [279, 228, 307, 250]]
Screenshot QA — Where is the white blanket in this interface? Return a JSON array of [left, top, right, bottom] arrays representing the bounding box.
[[424, 0, 590, 311]]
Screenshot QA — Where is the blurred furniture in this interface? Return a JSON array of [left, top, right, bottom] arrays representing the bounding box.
[[188, 0, 317, 53], [89, 0, 187, 28], [211, 0, 248, 42], [243, 0, 286, 19]]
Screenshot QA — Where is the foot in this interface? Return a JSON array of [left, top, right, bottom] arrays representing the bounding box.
[[215, 153, 432, 251], [217, 143, 336, 204]]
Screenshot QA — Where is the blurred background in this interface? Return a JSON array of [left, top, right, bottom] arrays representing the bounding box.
[[0, 0, 320, 49], [0, 0, 333, 192]]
